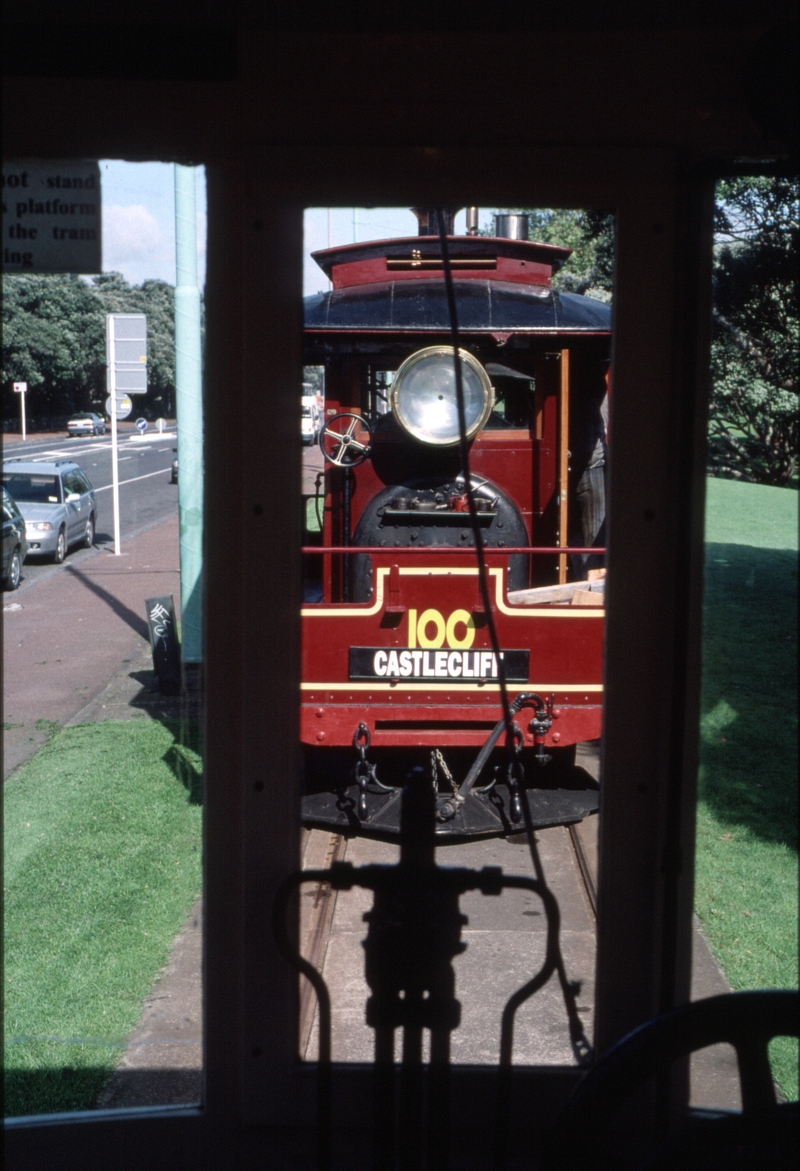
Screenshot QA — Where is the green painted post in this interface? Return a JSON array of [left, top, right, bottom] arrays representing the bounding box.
[[174, 164, 203, 668]]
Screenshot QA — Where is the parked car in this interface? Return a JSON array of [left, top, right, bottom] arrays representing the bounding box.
[[2, 487, 28, 590], [301, 396, 321, 444], [2, 459, 98, 564], [67, 411, 106, 437]]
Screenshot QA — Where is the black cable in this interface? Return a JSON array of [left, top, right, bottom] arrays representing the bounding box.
[[437, 211, 592, 1077], [436, 213, 515, 753]]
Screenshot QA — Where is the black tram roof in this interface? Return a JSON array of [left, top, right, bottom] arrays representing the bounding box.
[[303, 279, 612, 335]]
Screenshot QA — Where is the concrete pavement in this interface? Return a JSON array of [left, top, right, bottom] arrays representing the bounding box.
[[3, 515, 181, 778]]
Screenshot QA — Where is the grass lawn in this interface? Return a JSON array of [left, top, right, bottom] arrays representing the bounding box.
[[697, 476, 798, 1099], [4, 719, 202, 1117]]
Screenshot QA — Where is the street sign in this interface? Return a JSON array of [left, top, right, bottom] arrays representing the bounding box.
[[2, 161, 101, 274], [136, 417, 148, 433], [13, 382, 27, 393], [106, 314, 147, 394], [106, 394, 132, 419], [106, 315, 147, 558]]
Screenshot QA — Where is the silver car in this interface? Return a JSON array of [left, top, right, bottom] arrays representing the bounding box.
[[67, 411, 106, 437], [2, 459, 98, 564]]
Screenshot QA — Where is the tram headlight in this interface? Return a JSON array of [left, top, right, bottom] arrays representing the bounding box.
[[390, 346, 495, 446]]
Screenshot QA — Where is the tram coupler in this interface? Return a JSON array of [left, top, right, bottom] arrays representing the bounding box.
[[529, 695, 553, 767], [353, 722, 377, 821], [301, 693, 598, 836]]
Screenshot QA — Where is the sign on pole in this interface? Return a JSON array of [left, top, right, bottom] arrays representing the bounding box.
[[106, 314, 147, 556], [13, 381, 28, 440], [106, 314, 148, 394], [2, 161, 101, 274], [105, 394, 132, 420]]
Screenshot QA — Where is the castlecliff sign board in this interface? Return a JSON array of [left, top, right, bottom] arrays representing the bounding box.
[[2, 161, 101, 273]]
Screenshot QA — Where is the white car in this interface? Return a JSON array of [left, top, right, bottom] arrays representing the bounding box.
[[301, 397, 321, 444], [68, 412, 106, 437]]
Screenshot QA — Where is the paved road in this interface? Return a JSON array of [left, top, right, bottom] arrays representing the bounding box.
[[3, 514, 182, 778], [4, 428, 178, 592]]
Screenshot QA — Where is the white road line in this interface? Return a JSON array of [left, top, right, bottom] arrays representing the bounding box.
[[21, 447, 108, 460], [95, 467, 173, 492]]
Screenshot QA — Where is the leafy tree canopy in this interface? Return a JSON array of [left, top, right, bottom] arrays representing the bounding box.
[[711, 177, 798, 486], [524, 208, 614, 300], [3, 272, 178, 426]]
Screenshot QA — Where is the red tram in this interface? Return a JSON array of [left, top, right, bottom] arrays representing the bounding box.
[[301, 209, 611, 837]]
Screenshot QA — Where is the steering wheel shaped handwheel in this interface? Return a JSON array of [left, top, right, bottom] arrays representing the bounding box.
[[320, 412, 374, 467]]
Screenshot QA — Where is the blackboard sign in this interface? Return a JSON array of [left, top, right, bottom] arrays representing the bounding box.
[[145, 594, 181, 695]]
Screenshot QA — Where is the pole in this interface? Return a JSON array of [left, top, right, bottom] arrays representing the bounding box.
[[20, 388, 26, 441], [558, 349, 570, 585], [107, 315, 122, 556], [174, 164, 204, 667]]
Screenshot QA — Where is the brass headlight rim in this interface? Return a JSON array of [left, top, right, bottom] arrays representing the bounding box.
[[389, 345, 495, 447]]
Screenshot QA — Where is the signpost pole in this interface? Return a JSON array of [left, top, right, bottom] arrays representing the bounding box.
[[14, 383, 28, 440], [107, 316, 122, 556], [174, 164, 203, 671]]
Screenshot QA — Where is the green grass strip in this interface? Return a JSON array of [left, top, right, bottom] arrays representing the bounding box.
[[697, 476, 798, 1099], [4, 719, 202, 1117]]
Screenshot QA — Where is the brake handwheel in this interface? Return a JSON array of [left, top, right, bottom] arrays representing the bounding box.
[[320, 412, 374, 467]]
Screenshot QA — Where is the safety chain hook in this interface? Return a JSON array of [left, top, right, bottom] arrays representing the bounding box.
[[506, 722, 525, 824], [353, 722, 378, 821], [431, 747, 456, 794], [529, 697, 553, 767]]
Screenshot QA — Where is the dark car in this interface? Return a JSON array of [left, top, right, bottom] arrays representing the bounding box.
[[2, 459, 98, 564], [67, 411, 106, 437], [2, 487, 28, 590]]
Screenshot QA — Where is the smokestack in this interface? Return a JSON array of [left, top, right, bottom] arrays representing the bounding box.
[[466, 207, 479, 235], [494, 212, 530, 240]]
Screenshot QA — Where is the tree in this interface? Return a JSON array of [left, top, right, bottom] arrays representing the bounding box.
[[1, 274, 106, 424], [524, 208, 614, 300], [3, 271, 181, 427], [710, 177, 799, 486]]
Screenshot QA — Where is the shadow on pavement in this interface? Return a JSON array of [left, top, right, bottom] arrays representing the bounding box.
[[65, 563, 150, 641]]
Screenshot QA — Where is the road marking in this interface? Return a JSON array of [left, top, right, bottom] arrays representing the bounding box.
[[19, 446, 108, 460], [95, 467, 173, 492]]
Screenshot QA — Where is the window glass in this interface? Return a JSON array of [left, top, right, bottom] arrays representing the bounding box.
[[297, 206, 611, 1066], [4, 160, 206, 1118], [691, 177, 798, 1108]]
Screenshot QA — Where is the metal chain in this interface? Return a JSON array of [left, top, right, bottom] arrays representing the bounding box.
[[505, 722, 525, 824], [431, 748, 456, 794]]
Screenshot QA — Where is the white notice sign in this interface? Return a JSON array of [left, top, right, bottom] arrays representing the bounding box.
[[2, 161, 101, 273]]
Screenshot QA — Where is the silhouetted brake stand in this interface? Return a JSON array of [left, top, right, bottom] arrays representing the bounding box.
[[274, 767, 591, 1170]]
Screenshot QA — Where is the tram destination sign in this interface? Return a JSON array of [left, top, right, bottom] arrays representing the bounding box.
[[349, 647, 529, 682], [2, 161, 101, 273]]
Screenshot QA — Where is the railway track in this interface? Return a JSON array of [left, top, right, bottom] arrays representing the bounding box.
[[298, 751, 601, 1063]]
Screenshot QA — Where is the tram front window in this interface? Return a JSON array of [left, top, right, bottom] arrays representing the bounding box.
[[296, 205, 611, 1064]]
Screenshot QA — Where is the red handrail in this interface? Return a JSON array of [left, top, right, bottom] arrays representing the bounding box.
[[301, 546, 606, 555]]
